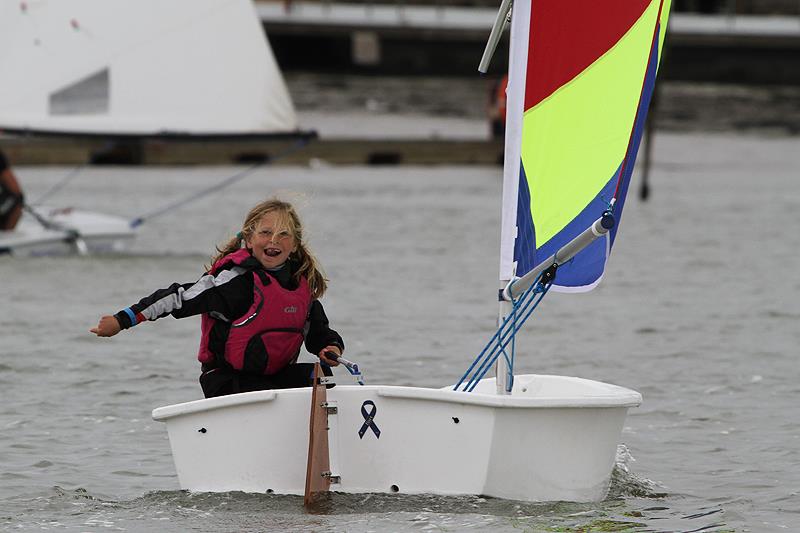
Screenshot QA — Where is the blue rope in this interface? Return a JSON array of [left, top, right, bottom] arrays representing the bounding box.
[[455, 282, 539, 391], [460, 288, 541, 392], [464, 283, 550, 392], [454, 273, 553, 392], [452, 274, 543, 390]]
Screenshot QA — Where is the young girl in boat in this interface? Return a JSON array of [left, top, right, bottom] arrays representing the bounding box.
[[91, 198, 344, 398]]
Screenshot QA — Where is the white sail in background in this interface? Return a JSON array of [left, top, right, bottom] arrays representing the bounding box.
[[0, 0, 297, 136]]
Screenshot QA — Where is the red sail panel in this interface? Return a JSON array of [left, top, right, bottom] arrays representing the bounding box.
[[525, 0, 652, 110]]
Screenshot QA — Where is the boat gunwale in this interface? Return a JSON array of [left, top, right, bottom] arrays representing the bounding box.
[[151, 374, 641, 421]]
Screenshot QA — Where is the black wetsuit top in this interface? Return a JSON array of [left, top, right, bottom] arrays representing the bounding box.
[[113, 257, 343, 397]]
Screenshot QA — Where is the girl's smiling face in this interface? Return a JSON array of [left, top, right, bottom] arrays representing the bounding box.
[[246, 211, 297, 269]]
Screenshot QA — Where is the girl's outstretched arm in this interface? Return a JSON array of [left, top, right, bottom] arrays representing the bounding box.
[[89, 267, 252, 337], [91, 315, 121, 337]]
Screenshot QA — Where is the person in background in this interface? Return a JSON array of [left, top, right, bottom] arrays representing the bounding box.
[[91, 198, 344, 398], [0, 150, 24, 231], [488, 74, 508, 140]]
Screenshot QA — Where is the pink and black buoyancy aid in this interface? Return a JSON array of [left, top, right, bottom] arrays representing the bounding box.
[[197, 249, 312, 375]]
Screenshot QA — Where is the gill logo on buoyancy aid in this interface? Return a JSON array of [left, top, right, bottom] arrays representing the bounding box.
[[197, 249, 312, 375], [230, 287, 305, 328]]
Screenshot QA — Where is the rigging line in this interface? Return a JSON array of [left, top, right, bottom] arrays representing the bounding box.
[[453, 272, 545, 391], [465, 284, 550, 392], [476, 283, 550, 383], [612, 0, 667, 203], [463, 284, 543, 388], [457, 279, 551, 392], [128, 139, 310, 229], [22, 204, 62, 232], [465, 292, 537, 389], [129, 163, 262, 228], [21, 204, 89, 255], [31, 164, 86, 205]]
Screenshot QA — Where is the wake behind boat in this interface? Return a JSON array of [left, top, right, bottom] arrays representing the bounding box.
[[152, 0, 672, 503]]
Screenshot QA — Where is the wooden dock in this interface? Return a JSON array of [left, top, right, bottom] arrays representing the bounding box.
[[0, 135, 504, 166]]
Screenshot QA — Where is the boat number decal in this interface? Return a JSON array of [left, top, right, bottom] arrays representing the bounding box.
[[358, 400, 381, 439]]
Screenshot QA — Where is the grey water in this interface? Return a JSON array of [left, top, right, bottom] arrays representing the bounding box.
[[286, 73, 800, 136], [2, 105, 800, 529]]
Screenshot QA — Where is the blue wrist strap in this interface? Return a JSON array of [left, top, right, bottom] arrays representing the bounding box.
[[122, 308, 137, 327]]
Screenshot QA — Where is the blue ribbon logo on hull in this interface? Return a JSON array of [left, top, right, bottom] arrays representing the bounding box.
[[358, 400, 381, 439]]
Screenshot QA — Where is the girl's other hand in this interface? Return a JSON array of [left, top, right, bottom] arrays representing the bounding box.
[[319, 346, 341, 366], [91, 315, 121, 337]]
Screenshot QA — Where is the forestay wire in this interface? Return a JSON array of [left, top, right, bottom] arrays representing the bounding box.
[[129, 138, 311, 229], [31, 164, 87, 205], [453, 270, 554, 392]]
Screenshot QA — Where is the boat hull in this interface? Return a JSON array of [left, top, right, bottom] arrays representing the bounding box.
[[152, 374, 641, 502], [0, 208, 135, 256]]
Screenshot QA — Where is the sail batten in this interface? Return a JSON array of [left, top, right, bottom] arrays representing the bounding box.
[[500, 0, 672, 291]]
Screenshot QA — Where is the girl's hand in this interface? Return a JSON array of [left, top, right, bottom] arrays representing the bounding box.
[[91, 315, 121, 337], [319, 346, 341, 366]]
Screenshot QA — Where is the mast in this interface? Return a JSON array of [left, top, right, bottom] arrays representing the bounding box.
[[494, 0, 531, 395]]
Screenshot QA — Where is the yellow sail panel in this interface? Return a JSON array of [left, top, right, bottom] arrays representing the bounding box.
[[520, 0, 661, 249]]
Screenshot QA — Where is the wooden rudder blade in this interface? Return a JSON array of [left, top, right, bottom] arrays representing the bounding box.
[[304, 363, 331, 507]]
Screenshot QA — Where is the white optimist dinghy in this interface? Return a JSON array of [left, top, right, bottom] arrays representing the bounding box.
[[153, 0, 672, 503]]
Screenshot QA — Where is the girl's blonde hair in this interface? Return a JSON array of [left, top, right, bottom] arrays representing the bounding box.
[[210, 198, 328, 299]]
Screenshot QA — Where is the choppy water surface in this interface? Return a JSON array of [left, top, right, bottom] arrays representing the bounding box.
[[1, 132, 799, 531]]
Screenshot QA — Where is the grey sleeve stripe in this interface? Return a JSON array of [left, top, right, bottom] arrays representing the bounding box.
[[140, 266, 247, 321], [180, 274, 216, 302], [141, 287, 188, 321], [184, 266, 247, 300]]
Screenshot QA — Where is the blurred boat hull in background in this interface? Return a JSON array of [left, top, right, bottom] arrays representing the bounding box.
[[0, 207, 135, 256]]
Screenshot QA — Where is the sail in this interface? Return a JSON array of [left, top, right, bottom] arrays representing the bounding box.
[[499, 0, 671, 291], [0, 0, 297, 136]]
